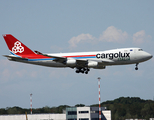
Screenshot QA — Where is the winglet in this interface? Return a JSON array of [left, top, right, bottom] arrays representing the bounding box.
[[3, 34, 36, 55]]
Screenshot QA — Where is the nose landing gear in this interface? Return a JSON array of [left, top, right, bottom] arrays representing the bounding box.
[[135, 63, 139, 70]]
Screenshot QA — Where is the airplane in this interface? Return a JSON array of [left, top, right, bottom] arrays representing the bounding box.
[[2, 34, 153, 74]]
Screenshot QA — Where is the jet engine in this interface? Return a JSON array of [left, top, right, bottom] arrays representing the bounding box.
[[87, 61, 98, 67], [88, 61, 106, 69], [65, 59, 76, 66]]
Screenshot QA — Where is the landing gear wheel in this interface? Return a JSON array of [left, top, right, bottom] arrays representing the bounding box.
[[75, 67, 90, 74], [85, 71, 88, 74], [135, 63, 139, 70], [76, 70, 79, 73]]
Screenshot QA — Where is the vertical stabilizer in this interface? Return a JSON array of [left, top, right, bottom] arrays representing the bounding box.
[[3, 34, 35, 55]]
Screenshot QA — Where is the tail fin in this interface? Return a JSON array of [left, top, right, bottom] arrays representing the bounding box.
[[3, 34, 35, 55]]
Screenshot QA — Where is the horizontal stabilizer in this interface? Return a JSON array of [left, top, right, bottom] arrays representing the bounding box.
[[3, 55, 28, 60]]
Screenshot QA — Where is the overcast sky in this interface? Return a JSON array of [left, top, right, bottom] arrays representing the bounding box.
[[0, 0, 154, 109]]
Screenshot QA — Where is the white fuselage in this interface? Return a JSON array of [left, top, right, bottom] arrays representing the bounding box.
[[10, 48, 152, 69]]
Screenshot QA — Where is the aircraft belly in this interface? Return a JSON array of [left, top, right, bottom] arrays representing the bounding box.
[[32, 61, 66, 67], [99, 59, 137, 66]]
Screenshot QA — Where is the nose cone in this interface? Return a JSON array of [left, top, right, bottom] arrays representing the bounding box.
[[149, 54, 153, 59], [144, 52, 153, 60]]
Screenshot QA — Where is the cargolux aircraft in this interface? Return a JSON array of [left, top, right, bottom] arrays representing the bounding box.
[[3, 34, 153, 74]]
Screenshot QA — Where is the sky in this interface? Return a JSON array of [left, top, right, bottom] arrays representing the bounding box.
[[0, 0, 154, 109]]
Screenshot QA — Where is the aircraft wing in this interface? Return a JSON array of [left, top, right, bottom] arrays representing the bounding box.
[[35, 51, 89, 66], [34, 51, 66, 63]]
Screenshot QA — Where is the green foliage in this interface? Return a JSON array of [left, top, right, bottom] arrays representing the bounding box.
[[31, 105, 70, 114], [0, 108, 7, 114], [91, 97, 154, 120], [0, 105, 69, 115], [75, 104, 85, 107]]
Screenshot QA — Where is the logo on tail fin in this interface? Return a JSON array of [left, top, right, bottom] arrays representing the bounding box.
[[12, 41, 24, 53]]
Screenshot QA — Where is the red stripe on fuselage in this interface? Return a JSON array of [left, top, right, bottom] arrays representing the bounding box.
[[19, 54, 96, 59], [63, 54, 96, 58], [20, 54, 50, 59]]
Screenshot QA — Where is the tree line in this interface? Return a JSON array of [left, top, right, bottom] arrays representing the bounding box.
[[97, 97, 154, 120], [0, 97, 154, 120]]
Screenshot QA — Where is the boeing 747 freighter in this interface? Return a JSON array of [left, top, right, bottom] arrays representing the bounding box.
[[3, 34, 153, 74]]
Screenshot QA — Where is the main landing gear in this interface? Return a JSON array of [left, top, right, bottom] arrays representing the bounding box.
[[76, 67, 90, 74], [135, 63, 139, 70]]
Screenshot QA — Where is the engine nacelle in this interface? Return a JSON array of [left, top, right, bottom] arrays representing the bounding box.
[[88, 61, 106, 69], [65, 59, 76, 66], [94, 65, 106, 69], [87, 61, 98, 67]]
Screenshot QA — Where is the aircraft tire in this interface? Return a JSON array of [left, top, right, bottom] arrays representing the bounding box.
[[76, 70, 79, 73], [85, 71, 88, 74]]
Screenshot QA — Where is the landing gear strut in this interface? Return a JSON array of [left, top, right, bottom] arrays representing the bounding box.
[[76, 67, 90, 74], [135, 63, 139, 70]]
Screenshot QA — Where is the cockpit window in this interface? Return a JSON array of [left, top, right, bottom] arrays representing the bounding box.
[[138, 49, 143, 51]]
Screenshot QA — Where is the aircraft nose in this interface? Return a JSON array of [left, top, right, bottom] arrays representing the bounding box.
[[149, 54, 153, 59], [145, 52, 153, 60]]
